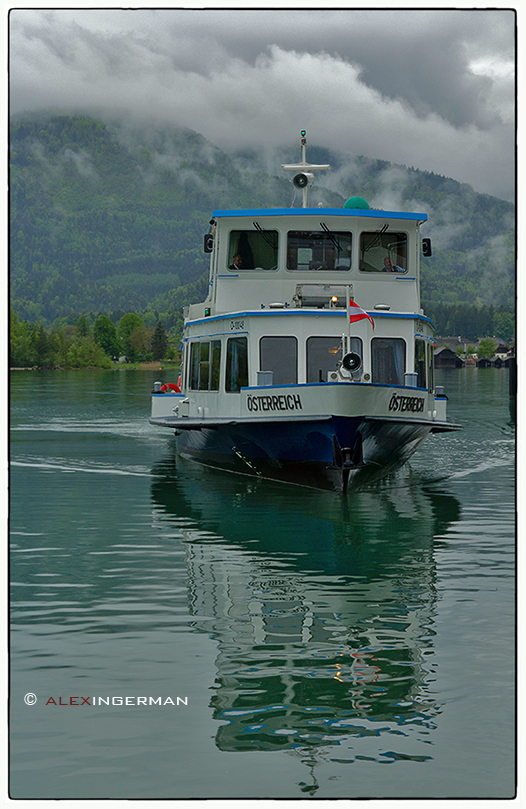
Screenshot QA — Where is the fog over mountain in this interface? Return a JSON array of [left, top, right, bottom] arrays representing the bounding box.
[[9, 113, 514, 324], [9, 7, 515, 201]]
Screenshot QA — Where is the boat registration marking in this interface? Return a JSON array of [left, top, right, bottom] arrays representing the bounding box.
[[388, 393, 425, 413], [247, 393, 303, 412], [230, 319, 246, 331]]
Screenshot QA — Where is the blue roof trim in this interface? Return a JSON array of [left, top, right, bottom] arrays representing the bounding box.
[[154, 382, 428, 395], [242, 381, 429, 392], [181, 331, 249, 342], [185, 309, 436, 328], [212, 207, 427, 221]]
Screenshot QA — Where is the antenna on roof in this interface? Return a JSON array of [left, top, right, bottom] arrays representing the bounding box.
[[282, 130, 330, 208]]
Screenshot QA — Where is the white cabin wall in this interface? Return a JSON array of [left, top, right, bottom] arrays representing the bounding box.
[[207, 213, 421, 317], [183, 311, 424, 391]]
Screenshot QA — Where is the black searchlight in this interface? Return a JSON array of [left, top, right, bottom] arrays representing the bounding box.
[[293, 172, 313, 189], [342, 352, 362, 372]]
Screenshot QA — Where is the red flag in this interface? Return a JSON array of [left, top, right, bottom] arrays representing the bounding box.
[[349, 298, 374, 329]]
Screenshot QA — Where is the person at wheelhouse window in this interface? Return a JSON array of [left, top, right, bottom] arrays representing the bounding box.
[[228, 230, 278, 271], [229, 232, 255, 269], [382, 256, 405, 273], [359, 231, 407, 273], [229, 253, 243, 269]]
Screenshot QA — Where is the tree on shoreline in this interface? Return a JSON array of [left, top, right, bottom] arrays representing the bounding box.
[[10, 308, 110, 369], [9, 308, 178, 368], [477, 338, 498, 360], [151, 321, 169, 361], [93, 315, 119, 358], [117, 313, 145, 360]]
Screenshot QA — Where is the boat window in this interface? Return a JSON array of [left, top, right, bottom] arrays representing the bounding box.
[[427, 341, 435, 393], [287, 230, 352, 271], [371, 338, 406, 385], [188, 340, 221, 391], [414, 338, 426, 388], [211, 341, 221, 390], [228, 229, 278, 270], [198, 341, 210, 390], [260, 337, 298, 385], [189, 342, 200, 390], [307, 336, 362, 382], [226, 337, 248, 392], [359, 230, 408, 273]]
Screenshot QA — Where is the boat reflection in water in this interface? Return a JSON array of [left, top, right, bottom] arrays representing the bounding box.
[[150, 454, 461, 773]]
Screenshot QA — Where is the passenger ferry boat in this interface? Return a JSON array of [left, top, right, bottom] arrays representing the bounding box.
[[150, 132, 460, 492]]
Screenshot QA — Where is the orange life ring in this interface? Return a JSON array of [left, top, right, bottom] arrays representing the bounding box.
[[161, 383, 181, 393]]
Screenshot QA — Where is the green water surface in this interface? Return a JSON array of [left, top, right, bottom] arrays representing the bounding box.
[[9, 368, 515, 799]]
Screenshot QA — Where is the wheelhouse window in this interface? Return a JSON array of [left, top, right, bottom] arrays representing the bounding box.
[[226, 337, 248, 392], [307, 336, 362, 383], [359, 230, 408, 273], [372, 338, 406, 385], [228, 229, 278, 271], [189, 340, 221, 391], [287, 230, 352, 271], [260, 337, 297, 385]]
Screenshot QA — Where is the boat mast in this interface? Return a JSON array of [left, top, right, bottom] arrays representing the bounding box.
[[281, 130, 330, 208]]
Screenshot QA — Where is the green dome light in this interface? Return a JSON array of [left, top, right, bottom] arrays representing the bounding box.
[[344, 196, 370, 210]]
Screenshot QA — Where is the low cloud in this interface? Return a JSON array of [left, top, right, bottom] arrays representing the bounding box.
[[62, 149, 99, 180], [9, 8, 515, 201]]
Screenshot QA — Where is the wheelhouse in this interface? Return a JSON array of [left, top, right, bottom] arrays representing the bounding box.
[[195, 208, 427, 321]]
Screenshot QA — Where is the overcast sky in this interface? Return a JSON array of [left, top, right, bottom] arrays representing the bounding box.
[[8, 6, 516, 201]]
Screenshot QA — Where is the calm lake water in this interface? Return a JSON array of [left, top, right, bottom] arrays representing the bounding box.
[[9, 368, 515, 799]]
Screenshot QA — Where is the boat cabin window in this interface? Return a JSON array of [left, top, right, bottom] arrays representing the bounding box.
[[414, 338, 434, 391], [307, 336, 362, 382], [371, 338, 406, 385], [226, 337, 248, 392], [228, 229, 278, 271], [359, 230, 408, 273], [189, 340, 221, 391], [427, 341, 435, 393], [260, 337, 298, 385], [287, 230, 352, 272], [415, 338, 427, 388]]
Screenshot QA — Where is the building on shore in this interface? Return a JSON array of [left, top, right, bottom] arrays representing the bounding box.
[[434, 346, 463, 368], [433, 336, 513, 369]]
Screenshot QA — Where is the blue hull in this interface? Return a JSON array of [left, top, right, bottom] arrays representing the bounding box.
[[174, 416, 432, 492]]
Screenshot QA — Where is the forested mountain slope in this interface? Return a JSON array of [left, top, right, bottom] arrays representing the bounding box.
[[10, 114, 514, 322]]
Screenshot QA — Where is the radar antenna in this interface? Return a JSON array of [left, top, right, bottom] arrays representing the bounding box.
[[281, 130, 330, 208]]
